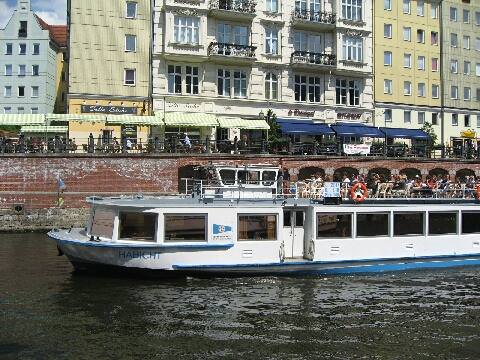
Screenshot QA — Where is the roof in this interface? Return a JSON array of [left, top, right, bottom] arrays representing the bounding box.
[[34, 14, 67, 47]]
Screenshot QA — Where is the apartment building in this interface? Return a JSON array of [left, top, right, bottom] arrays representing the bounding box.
[[152, 0, 374, 141]]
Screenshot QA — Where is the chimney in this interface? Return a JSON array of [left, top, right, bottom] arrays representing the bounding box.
[[18, 0, 30, 12]]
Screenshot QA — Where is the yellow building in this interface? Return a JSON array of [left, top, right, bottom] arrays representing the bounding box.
[[374, 0, 442, 140]]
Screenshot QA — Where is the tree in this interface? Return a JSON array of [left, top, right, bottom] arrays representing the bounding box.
[[265, 109, 282, 145], [421, 122, 437, 145]]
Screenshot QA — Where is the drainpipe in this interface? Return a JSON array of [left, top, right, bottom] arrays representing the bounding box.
[[439, 0, 445, 156]]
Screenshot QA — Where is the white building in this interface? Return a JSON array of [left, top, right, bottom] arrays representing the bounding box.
[[152, 0, 373, 141]]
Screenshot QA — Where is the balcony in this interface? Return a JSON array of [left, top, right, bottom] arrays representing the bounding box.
[[209, 0, 257, 21], [290, 51, 336, 70], [208, 42, 257, 64], [291, 10, 336, 30]]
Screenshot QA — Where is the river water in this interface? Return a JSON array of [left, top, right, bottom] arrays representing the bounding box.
[[0, 233, 479, 359]]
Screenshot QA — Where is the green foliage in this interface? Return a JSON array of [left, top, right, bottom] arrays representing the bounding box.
[[265, 109, 282, 144], [0, 125, 20, 133], [421, 122, 437, 145]]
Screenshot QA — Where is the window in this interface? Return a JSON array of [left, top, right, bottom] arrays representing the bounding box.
[[234, 25, 248, 45], [404, 110, 411, 123], [465, 114, 471, 127], [451, 60, 458, 73], [19, 43, 26, 55], [32, 65, 39, 76], [476, 12, 480, 25], [342, 36, 363, 62], [174, 16, 200, 44], [432, 58, 438, 71], [477, 89, 480, 101], [217, 69, 230, 96], [403, 0, 411, 14], [431, 31, 438, 45], [417, 29, 425, 43], [450, 7, 457, 21], [384, 79, 392, 94], [476, 38, 480, 51], [185, 66, 199, 95], [5, 43, 12, 55], [233, 71, 247, 98], [464, 87, 471, 101], [418, 56, 425, 70], [294, 31, 308, 51], [238, 214, 277, 241], [384, 51, 392, 66], [308, 76, 321, 103], [17, 107, 24, 114], [462, 212, 480, 234], [19, 21, 27, 37], [124, 69, 136, 86], [417, 0, 424, 16], [464, 61, 471, 75], [5, 64, 12, 76], [118, 213, 156, 241], [341, 0, 362, 21], [4, 107, 12, 114], [394, 213, 424, 236], [61, 71, 65, 81], [357, 213, 389, 237], [31, 86, 39, 97], [432, 113, 438, 125], [126, 1, 137, 19], [418, 83, 425, 97], [418, 112, 425, 125], [265, 72, 278, 100], [464, 9, 470, 23], [463, 35, 470, 50], [164, 214, 206, 242], [384, 0, 391, 11], [33, 43, 39, 55], [403, 27, 411, 41], [384, 109, 392, 122], [452, 113, 458, 126], [451, 86, 458, 99], [478, 115, 480, 128], [4, 86, 12, 97], [451, 33, 458, 47], [317, 213, 352, 238], [18, 65, 26, 76], [404, 81, 412, 95], [125, 34, 136, 52], [384, 24, 392, 38], [404, 53, 411, 68], [18, 86, 25, 97], [294, 75, 307, 102], [31, 107, 38, 114], [429, 213, 457, 235], [335, 79, 360, 106], [266, 0, 278, 12], [477, 63, 480, 76], [168, 65, 182, 94], [265, 28, 278, 55], [431, 4, 438, 19], [432, 84, 439, 98]]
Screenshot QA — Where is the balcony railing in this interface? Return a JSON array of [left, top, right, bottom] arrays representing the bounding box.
[[208, 42, 256, 58], [292, 10, 336, 25], [291, 51, 336, 66], [209, 0, 256, 13]]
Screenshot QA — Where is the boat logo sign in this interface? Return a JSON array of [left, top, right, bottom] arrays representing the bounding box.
[[213, 224, 233, 242]]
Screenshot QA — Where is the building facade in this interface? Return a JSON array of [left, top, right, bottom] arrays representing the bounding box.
[[0, 0, 66, 115], [153, 0, 374, 141]]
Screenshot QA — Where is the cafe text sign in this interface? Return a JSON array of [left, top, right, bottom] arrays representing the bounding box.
[[81, 105, 137, 115], [288, 109, 315, 117]]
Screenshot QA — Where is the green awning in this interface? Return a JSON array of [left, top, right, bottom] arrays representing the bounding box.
[[45, 114, 106, 122], [0, 114, 46, 125], [162, 112, 218, 127], [21, 125, 69, 133], [106, 115, 163, 126], [217, 117, 270, 130]]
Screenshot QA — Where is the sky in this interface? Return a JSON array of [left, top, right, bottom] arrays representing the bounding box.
[[0, 0, 67, 28]]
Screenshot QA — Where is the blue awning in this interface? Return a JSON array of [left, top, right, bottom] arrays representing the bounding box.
[[380, 127, 430, 139], [331, 123, 384, 138], [276, 118, 335, 135]]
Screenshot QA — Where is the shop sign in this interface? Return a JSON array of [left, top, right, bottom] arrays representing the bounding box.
[[460, 129, 476, 138], [343, 144, 370, 155], [166, 102, 201, 111], [338, 113, 362, 120], [288, 109, 315, 117], [81, 105, 137, 114]]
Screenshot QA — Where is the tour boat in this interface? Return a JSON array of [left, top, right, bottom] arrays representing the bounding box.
[[48, 164, 480, 277]]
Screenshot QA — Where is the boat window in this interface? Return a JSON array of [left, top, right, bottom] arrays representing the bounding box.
[[461, 212, 480, 234], [428, 212, 457, 235], [164, 214, 206, 242], [262, 171, 276, 186], [317, 213, 352, 238], [238, 214, 277, 241], [238, 170, 247, 184], [283, 210, 292, 227], [295, 211, 304, 227], [90, 209, 115, 239], [119, 212, 157, 241], [219, 169, 235, 185], [237, 170, 260, 185], [357, 213, 389, 237], [393, 212, 424, 236]]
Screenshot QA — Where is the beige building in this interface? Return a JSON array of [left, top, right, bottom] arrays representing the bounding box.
[[153, 0, 374, 142]]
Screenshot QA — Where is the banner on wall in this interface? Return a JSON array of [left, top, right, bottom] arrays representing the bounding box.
[[343, 144, 371, 155]]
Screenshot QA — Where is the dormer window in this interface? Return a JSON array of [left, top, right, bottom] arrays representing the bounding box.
[[19, 21, 27, 38]]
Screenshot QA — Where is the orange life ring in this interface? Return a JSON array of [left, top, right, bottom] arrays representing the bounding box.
[[476, 185, 480, 199], [350, 182, 368, 203]]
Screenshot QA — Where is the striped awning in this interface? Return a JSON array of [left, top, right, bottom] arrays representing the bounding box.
[[106, 115, 163, 126], [21, 125, 69, 133], [162, 112, 218, 127], [45, 114, 106, 122], [0, 114, 46, 125], [217, 117, 270, 130]]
